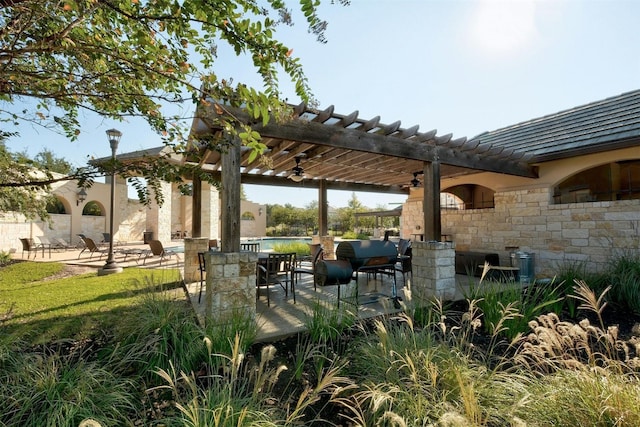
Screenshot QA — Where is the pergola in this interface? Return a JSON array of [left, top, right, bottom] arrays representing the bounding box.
[[187, 101, 538, 252]]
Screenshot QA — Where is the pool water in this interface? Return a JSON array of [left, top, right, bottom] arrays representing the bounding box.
[[244, 237, 312, 251], [166, 237, 313, 253]]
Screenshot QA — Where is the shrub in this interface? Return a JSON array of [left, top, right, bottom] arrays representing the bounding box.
[[341, 231, 369, 240], [0, 250, 12, 266], [0, 348, 138, 426], [272, 241, 311, 257], [602, 251, 640, 314]]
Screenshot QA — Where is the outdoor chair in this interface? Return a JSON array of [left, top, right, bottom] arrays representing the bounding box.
[[35, 236, 59, 257], [209, 239, 218, 250], [256, 252, 296, 306], [54, 238, 75, 250], [395, 239, 412, 286], [78, 237, 108, 259], [102, 232, 111, 244], [144, 239, 178, 266], [293, 244, 324, 291], [241, 242, 260, 252], [19, 238, 38, 259], [198, 252, 206, 303]]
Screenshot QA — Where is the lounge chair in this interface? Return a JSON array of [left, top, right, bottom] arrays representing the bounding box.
[[54, 238, 75, 250], [143, 240, 178, 266], [78, 237, 107, 259]]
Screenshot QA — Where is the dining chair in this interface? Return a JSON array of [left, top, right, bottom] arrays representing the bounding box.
[[241, 242, 260, 252], [256, 252, 296, 306], [19, 238, 38, 259], [198, 252, 206, 303], [293, 245, 324, 291]]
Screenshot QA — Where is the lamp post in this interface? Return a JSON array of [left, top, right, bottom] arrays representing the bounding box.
[[99, 128, 124, 276]]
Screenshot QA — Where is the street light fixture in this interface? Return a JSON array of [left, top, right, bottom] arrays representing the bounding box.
[[99, 128, 123, 276]]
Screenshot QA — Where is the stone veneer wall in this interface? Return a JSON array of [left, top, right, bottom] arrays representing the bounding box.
[[411, 241, 456, 302], [201, 182, 220, 240], [204, 251, 257, 325], [312, 235, 335, 260], [434, 188, 640, 277], [184, 237, 209, 284], [146, 181, 172, 243]]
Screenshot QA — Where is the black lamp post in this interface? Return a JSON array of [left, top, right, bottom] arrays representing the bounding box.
[[99, 128, 123, 276]]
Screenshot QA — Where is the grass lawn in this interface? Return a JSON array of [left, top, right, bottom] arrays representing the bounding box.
[[0, 261, 184, 344]]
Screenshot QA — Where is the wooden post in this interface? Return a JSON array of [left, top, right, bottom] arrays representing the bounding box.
[[192, 174, 202, 238], [221, 134, 241, 252], [423, 160, 441, 241], [318, 179, 328, 236]]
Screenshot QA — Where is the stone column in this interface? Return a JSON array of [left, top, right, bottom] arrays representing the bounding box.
[[146, 181, 172, 243], [411, 241, 456, 304], [312, 235, 335, 260], [204, 251, 257, 326], [184, 237, 209, 284]]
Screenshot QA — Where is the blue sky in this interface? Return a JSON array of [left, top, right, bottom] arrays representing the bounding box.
[[6, 0, 640, 209]]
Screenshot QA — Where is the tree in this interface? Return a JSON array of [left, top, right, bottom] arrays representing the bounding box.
[[0, 0, 349, 215], [0, 141, 56, 219], [336, 192, 366, 233]]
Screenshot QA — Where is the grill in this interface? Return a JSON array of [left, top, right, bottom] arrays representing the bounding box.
[[336, 240, 400, 308], [336, 240, 398, 270], [316, 260, 353, 286]]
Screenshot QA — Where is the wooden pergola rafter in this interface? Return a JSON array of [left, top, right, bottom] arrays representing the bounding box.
[[185, 102, 538, 251]]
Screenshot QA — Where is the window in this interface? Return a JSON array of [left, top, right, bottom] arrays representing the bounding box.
[[553, 160, 640, 204], [442, 184, 495, 209]]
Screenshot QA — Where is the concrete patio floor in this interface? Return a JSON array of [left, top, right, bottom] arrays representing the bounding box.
[[22, 242, 481, 343], [184, 271, 413, 343]]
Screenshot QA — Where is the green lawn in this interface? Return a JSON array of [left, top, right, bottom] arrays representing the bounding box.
[[0, 261, 184, 344]]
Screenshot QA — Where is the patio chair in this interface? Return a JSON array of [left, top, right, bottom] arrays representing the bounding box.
[[78, 237, 108, 259], [208, 239, 218, 250], [241, 242, 260, 252], [144, 239, 178, 266], [256, 252, 296, 306], [293, 245, 324, 291], [198, 252, 206, 303], [19, 238, 38, 259], [395, 239, 412, 286], [54, 238, 75, 250]]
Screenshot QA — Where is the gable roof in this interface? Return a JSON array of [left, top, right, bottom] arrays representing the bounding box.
[[468, 89, 640, 163]]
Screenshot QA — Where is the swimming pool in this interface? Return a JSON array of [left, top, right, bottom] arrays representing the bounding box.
[[243, 237, 312, 251], [166, 237, 313, 253]]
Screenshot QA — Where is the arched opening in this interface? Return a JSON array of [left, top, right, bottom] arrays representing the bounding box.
[[442, 184, 495, 209], [46, 197, 67, 214], [553, 159, 640, 204], [82, 201, 105, 216], [241, 211, 256, 220]]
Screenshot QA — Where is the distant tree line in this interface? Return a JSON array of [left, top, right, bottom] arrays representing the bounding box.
[[265, 193, 400, 237]]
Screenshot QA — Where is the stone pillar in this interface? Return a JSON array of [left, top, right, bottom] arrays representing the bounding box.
[[312, 235, 335, 260], [146, 181, 172, 243], [204, 251, 257, 325], [201, 182, 220, 240], [184, 237, 209, 284], [411, 240, 456, 303]]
